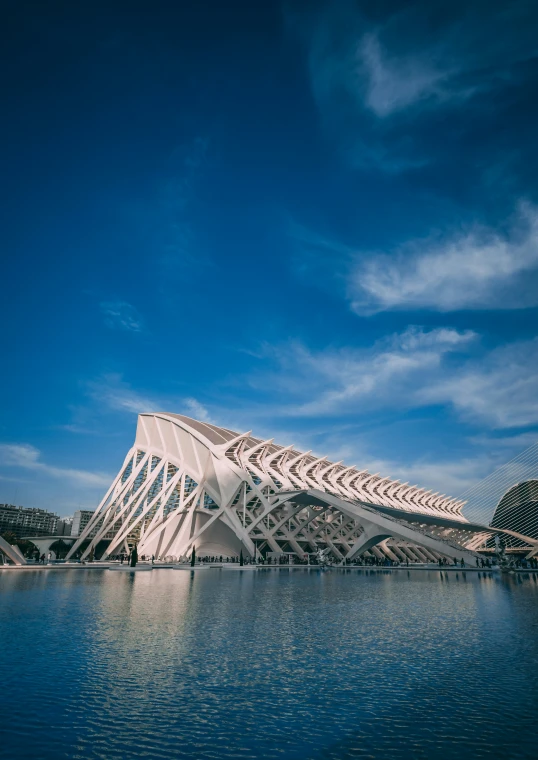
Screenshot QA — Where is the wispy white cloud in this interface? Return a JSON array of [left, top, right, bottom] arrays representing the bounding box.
[[183, 397, 212, 423], [359, 33, 451, 117], [0, 443, 112, 487], [248, 327, 538, 431], [87, 374, 212, 423], [100, 301, 145, 332], [88, 374, 158, 414], [289, 1, 538, 173], [349, 201, 538, 313], [420, 338, 538, 428], [298, 2, 536, 121], [254, 326, 476, 417]]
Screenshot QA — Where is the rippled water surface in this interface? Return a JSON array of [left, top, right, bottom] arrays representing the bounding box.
[[1, 568, 537, 760]]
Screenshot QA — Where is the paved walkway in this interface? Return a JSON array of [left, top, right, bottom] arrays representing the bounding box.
[[2, 562, 537, 574]]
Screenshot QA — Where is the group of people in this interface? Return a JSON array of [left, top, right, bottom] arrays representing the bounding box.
[[103, 550, 538, 569], [116, 552, 154, 565], [344, 556, 468, 568], [348, 557, 398, 567], [440, 557, 466, 567], [508, 557, 537, 569], [34, 552, 52, 564], [473, 555, 537, 570], [349, 556, 429, 567]]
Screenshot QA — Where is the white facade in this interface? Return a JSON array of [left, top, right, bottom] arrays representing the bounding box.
[[71, 510, 94, 537], [66, 414, 483, 564]]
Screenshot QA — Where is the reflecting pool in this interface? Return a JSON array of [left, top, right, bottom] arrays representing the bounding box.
[[1, 568, 537, 759]]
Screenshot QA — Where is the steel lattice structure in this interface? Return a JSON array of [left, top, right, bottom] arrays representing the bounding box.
[[65, 414, 533, 564]]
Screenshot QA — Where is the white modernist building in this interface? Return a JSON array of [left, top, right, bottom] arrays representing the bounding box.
[[65, 413, 498, 565]]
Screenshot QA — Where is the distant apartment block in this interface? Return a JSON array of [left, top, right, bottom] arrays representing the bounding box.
[[55, 516, 74, 536], [71, 510, 95, 537], [0, 504, 60, 539], [71, 509, 115, 540]]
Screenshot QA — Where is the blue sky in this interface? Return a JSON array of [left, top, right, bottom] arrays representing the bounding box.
[[2, 0, 538, 516]]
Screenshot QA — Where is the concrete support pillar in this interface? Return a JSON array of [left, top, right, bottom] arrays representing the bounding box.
[[412, 546, 430, 562], [418, 546, 438, 562], [343, 520, 391, 563], [391, 545, 408, 562], [401, 545, 420, 562], [379, 540, 399, 562]]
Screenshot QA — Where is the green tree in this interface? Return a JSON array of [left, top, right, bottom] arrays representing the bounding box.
[[190, 546, 196, 567], [131, 544, 138, 567], [1, 533, 36, 558], [1, 531, 17, 546], [239, 549, 244, 566]]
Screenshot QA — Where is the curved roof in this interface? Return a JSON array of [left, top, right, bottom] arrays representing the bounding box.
[[162, 414, 243, 445], [152, 412, 466, 521]]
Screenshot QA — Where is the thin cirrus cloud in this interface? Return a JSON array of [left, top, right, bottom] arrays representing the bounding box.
[[298, 8, 448, 118], [99, 301, 145, 332], [253, 326, 477, 416], [349, 202, 538, 313], [419, 338, 538, 429], [86, 373, 213, 423], [182, 397, 212, 423], [251, 327, 538, 430], [358, 33, 451, 118], [300, 2, 537, 121], [0, 443, 112, 487], [291, 1, 538, 173], [88, 374, 159, 415]]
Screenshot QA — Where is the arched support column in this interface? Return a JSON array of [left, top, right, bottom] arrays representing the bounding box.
[[275, 489, 480, 566], [342, 520, 391, 562], [379, 540, 399, 562], [24, 537, 75, 559]]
